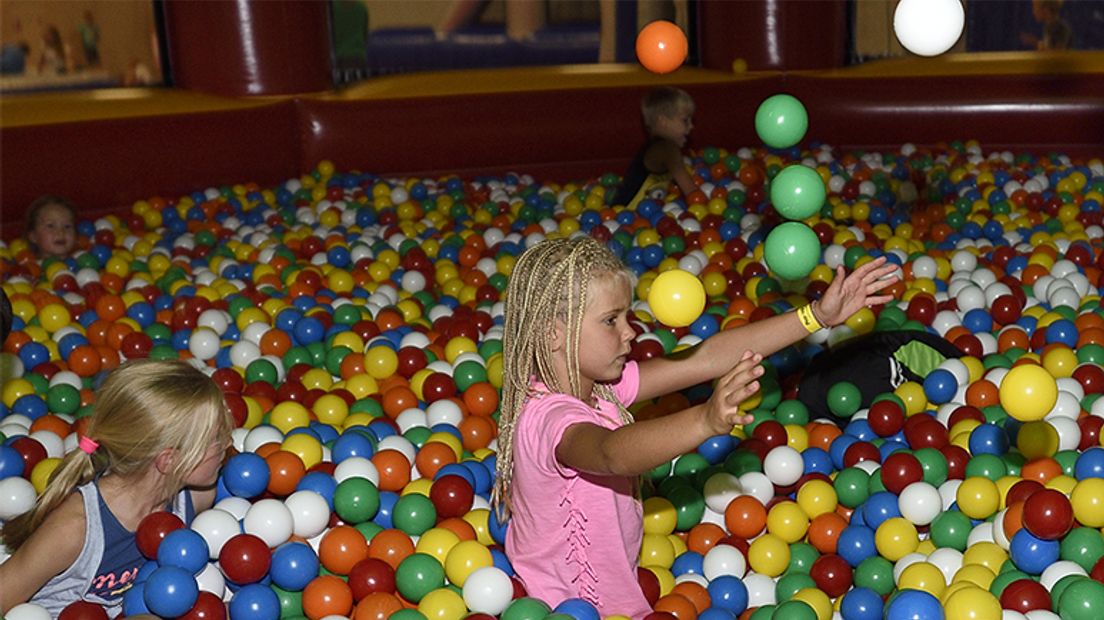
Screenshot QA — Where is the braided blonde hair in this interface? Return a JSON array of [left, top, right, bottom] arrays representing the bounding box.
[[492, 236, 636, 519]]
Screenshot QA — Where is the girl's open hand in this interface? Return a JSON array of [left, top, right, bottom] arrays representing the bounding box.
[[703, 351, 762, 435], [815, 256, 900, 327]]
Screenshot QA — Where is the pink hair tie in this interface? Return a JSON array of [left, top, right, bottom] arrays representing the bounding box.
[[78, 436, 99, 454]]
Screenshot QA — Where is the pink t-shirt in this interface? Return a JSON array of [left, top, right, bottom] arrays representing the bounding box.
[[505, 361, 652, 618]]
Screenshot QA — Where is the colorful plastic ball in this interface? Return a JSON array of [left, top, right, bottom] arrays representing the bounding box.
[[883, 589, 943, 620], [893, 0, 965, 56], [648, 269, 706, 327], [58, 601, 109, 620], [922, 369, 958, 405], [218, 533, 272, 585], [269, 541, 320, 592], [839, 586, 883, 620], [944, 587, 1001, 620], [228, 583, 280, 620], [1022, 488, 1074, 540], [770, 165, 825, 220], [553, 598, 600, 620], [222, 452, 270, 498], [827, 381, 862, 418], [703, 543, 747, 580], [763, 445, 804, 486], [189, 508, 240, 560], [705, 575, 747, 615], [897, 481, 942, 526], [1058, 578, 1104, 620], [242, 498, 293, 548], [395, 553, 446, 603], [462, 566, 514, 616], [302, 574, 354, 619], [755, 94, 809, 149], [635, 20, 688, 74], [334, 476, 381, 524], [999, 578, 1052, 614], [999, 364, 1058, 422], [1011, 529, 1061, 575], [764, 222, 820, 281], [143, 565, 199, 618], [136, 510, 186, 559], [156, 528, 210, 575]]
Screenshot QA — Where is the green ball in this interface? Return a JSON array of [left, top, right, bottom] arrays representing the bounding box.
[[764, 222, 820, 280], [1061, 527, 1104, 572], [392, 493, 437, 536], [666, 485, 705, 531], [673, 453, 710, 478], [854, 556, 895, 596], [786, 542, 820, 575], [46, 384, 81, 415], [772, 600, 818, 620], [452, 360, 487, 392], [1058, 577, 1104, 620], [913, 447, 949, 486], [333, 477, 380, 524], [833, 467, 870, 508], [988, 569, 1031, 598], [245, 358, 278, 385], [755, 94, 808, 148], [394, 553, 445, 603], [776, 572, 816, 602], [272, 585, 303, 618], [501, 597, 552, 620], [775, 400, 810, 426], [930, 510, 971, 551], [1052, 574, 1090, 613], [827, 381, 862, 418], [770, 165, 826, 220]]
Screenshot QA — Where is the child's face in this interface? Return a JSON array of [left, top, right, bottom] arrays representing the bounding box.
[[654, 104, 694, 147], [29, 203, 76, 257], [566, 275, 635, 387], [184, 433, 232, 488]]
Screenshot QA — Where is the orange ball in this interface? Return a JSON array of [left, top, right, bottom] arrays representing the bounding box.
[[459, 415, 497, 451], [671, 582, 712, 614], [266, 449, 307, 496], [965, 380, 1000, 408], [635, 20, 688, 74], [382, 386, 418, 418], [462, 382, 499, 417], [318, 525, 369, 575], [368, 528, 415, 571], [303, 575, 354, 620], [724, 495, 766, 539], [371, 449, 412, 492], [414, 441, 457, 479], [654, 593, 699, 620], [686, 523, 725, 555], [808, 512, 849, 554], [353, 592, 404, 620]]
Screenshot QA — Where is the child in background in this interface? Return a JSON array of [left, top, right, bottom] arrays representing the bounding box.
[[25, 195, 78, 258], [611, 86, 701, 209], [492, 236, 897, 615], [0, 359, 233, 618]]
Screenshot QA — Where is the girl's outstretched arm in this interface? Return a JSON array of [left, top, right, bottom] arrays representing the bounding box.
[[0, 494, 85, 613], [557, 352, 762, 477], [635, 257, 899, 402]]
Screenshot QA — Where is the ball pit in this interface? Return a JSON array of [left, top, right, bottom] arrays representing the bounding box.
[[1, 138, 1104, 620]]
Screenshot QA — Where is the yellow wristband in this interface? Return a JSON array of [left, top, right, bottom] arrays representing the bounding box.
[[797, 304, 824, 333]]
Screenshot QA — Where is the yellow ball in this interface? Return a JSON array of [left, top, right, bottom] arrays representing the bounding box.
[[766, 501, 810, 543], [748, 533, 790, 577], [365, 346, 399, 379], [38, 303, 71, 333], [796, 479, 838, 518], [874, 517, 919, 562], [1072, 478, 1104, 527], [443, 539, 492, 587], [956, 477, 1000, 520], [31, 457, 62, 494], [281, 433, 323, 469], [461, 509, 494, 546], [961, 542, 1008, 573], [311, 394, 349, 426], [1016, 420, 1059, 459], [415, 527, 461, 565], [792, 588, 833, 620], [269, 401, 310, 434], [417, 587, 467, 620], [897, 562, 947, 598], [444, 337, 477, 364], [643, 497, 677, 535], [640, 533, 676, 568], [647, 269, 706, 327], [999, 364, 1058, 422], [943, 586, 1001, 620]]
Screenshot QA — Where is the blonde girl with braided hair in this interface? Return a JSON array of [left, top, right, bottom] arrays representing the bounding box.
[[493, 236, 897, 616], [1, 359, 233, 617]]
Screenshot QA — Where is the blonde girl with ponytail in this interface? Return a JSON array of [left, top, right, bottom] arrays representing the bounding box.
[[492, 236, 896, 617], [1, 359, 233, 617]]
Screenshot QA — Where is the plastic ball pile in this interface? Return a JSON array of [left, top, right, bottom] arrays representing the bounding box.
[[2, 139, 1104, 620]]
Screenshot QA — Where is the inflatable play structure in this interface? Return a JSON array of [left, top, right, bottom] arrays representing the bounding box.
[[1, 0, 1102, 239]]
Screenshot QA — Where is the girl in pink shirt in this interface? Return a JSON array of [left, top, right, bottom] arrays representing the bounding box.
[[492, 236, 897, 617]]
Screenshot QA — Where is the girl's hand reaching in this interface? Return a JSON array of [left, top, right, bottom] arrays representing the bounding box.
[[814, 256, 900, 327], [702, 351, 763, 435]]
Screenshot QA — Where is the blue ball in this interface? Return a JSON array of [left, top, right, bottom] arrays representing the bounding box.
[[1045, 319, 1079, 348], [922, 369, 958, 405], [293, 316, 325, 346], [884, 589, 943, 620], [553, 598, 600, 620], [18, 342, 49, 370], [0, 445, 25, 480], [490, 546, 514, 576], [690, 314, 719, 339], [837, 525, 878, 567], [862, 491, 902, 531], [698, 434, 735, 465], [968, 423, 1010, 456], [840, 586, 883, 620], [296, 472, 338, 509], [221, 452, 270, 498], [269, 542, 320, 591], [1010, 529, 1060, 575], [143, 565, 199, 618], [156, 528, 210, 575], [229, 583, 280, 620], [961, 308, 993, 333], [698, 609, 737, 620], [122, 580, 150, 616], [802, 447, 832, 475], [706, 575, 748, 614], [12, 395, 47, 421], [1076, 447, 1104, 480], [671, 551, 704, 576], [373, 491, 399, 529]]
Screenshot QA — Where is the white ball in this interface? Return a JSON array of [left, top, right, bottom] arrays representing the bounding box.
[[191, 508, 242, 559], [763, 446, 803, 487], [462, 566, 514, 615], [894, 0, 965, 56], [243, 498, 294, 548], [897, 481, 942, 526], [892, 553, 927, 582], [3, 604, 52, 620], [738, 472, 775, 505], [1039, 560, 1086, 591], [196, 561, 227, 596], [926, 547, 963, 582], [0, 477, 36, 520], [401, 270, 427, 293], [703, 543, 747, 580], [912, 257, 937, 279], [284, 490, 331, 539], [395, 408, 429, 433], [703, 473, 744, 514], [188, 327, 221, 361], [213, 497, 252, 521], [334, 458, 380, 486], [244, 425, 285, 453], [743, 572, 777, 608], [1024, 611, 1060, 620], [29, 430, 64, 459], [376, 436, 416, 464], [426, 399, 464, 427], [229, 340, 261, 369]]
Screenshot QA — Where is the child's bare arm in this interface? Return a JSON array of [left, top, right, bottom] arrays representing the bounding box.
[[0, 494, 86, 613], [635, 257, 899, 402], [556, 353, 762, 477], [646, 140, 700, 197]]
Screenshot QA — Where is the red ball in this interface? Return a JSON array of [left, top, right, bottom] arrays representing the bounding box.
[[842, 441, 881, 467], [880, 452, 923, 495], [751, 420, 788, 450], [940, 445, 970, 480], [906, 294, 937, 325], [429, 475, 475, 520], [421, 373, 457, 403], [637, 566, 661, 607], [809, 553, 853, 598], [136, 511, 186, 559], [178, 591, 227, 620], [1005, 479, 1045, 507], [999, 578, 1051, 613], [218, 533, 272, 584], [1074, 363, 1104, 395], [867, 400, 905, 437], [348, 558, 396, 600], [1022, 488, 1074, 540], [1080, 415, 1104, 451], [991, 294, 1023, 325], [59, 601, 109, 620]]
